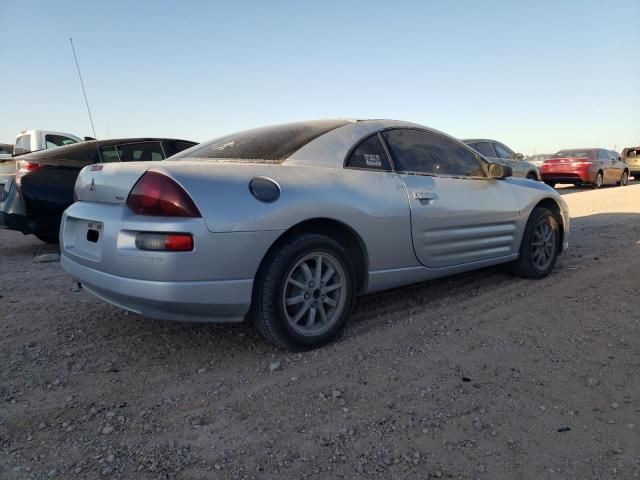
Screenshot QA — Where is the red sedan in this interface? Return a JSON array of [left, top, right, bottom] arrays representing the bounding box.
[[541, 148, 629, 188]]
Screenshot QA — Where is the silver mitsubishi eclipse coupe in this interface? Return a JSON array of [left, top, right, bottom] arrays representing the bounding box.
[[60, 119, 569, 351]]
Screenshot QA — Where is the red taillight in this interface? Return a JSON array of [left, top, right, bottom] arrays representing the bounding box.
[[165, 234, 194, 251], [135, 232, 194, 251], [126, 171, 201, 217], [15, 161, 45, 188]]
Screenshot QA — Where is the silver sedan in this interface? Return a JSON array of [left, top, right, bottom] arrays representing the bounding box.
[[463, 139, 541, 180], [60, 119, 569, 350]]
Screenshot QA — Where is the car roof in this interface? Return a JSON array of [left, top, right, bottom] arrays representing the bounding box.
[[16, 138, 196, 161]]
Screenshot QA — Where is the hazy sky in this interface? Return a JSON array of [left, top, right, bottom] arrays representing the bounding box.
[[1, 0, 638, 153]]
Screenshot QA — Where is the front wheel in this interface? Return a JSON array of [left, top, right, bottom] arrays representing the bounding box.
[[252, 233, 355, 351], [527, 172, 538, 181], [618, 171, 629, 186], [510, 207, 560, 279]]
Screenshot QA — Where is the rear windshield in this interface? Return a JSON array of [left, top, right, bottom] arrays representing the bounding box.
[[553, 149, 594, 158], [174, 120, 352, 162]]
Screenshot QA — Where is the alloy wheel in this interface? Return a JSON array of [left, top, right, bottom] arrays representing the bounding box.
[[282, 252, 347, 336], [530, 218, 556, 271], [621, 171, 629, 186]]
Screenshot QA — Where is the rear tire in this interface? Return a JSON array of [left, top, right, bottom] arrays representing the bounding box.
[[592, 171, 603, 189], [526, 172, 538, 181], [544, 181, 556, 188], [510, 207, 560, 279], [35, 234, 59, 244], [634, 175, 640, 181], [251, 233, 355, 351]]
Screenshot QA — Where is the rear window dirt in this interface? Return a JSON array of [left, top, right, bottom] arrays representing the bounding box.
[[176, 120, 352, 162]]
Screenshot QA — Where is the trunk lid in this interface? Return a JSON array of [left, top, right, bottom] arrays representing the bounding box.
[[75, 162, 150, 204]]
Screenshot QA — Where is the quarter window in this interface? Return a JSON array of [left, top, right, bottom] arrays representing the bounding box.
[[596, 149, 608, 160], [117, 142, 165, 162], [45, 134, 78, 149], [492, 142, 514, 160], [346, 134, 392, 171], [382, 129, 485, 177]]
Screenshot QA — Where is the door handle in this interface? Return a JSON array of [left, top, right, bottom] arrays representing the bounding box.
[[413, 191, 437, 201]]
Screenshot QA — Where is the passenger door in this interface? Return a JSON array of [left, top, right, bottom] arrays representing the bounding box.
[[609, 151, 624, 181], [382, 129, 520, 269], [596, 149, 613, 182]]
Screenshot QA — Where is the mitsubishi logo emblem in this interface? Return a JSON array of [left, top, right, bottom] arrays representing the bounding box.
[[90, 178, 95, 191]]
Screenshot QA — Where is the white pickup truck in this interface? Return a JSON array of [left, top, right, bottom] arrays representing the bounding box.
[[1, 130, 84, 201], [13, 129, 83, 155]]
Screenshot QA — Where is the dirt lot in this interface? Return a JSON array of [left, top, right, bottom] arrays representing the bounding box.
[[1, 183, 639, 479]]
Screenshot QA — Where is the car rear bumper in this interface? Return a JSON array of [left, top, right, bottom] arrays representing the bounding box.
[[60, 201, 284, 323], [541, 170, 594, 183], [61, 253, 253, 322]]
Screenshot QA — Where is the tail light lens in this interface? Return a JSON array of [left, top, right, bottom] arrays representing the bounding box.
[[126, 171, 201, 217], [15, 161, 45, 189], [135, 232, 194, 251], [571, 161, 593, 166]]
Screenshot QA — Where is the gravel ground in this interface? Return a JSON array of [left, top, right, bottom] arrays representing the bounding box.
[[1, 183, 639, 479]]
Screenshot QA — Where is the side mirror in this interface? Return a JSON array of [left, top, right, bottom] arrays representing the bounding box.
[[488, 163, 513, 179], [514, 152, 525, 160]]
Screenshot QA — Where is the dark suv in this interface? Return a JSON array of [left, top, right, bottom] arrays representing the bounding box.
[[0, 138, 197, 242]]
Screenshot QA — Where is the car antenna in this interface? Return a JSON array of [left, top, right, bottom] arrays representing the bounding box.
[[69, 37, 98, 140]]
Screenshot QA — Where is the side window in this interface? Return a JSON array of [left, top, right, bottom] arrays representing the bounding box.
[[45, 134, 78, 149], [492, 142, 514, 160], [382, 129, 485, 177], [117, 142, 165, 162], [596, 149, 608, 160], [99, 146, 120, 163], [471, 142, 496, 158], [345, 134, 392, 171]]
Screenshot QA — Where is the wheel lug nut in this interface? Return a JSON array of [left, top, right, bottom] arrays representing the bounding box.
[[321, 295, 325, 300], [312, 302, 317, 308], [309, 282, 314, 288], [304, 293, 309, 299]]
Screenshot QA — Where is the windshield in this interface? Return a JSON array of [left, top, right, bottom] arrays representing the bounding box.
[[173, 120, 352, 162], [553, 149, 594, 158]]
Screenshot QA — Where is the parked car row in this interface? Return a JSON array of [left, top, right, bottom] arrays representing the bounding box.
[[0, 137, 197, 242], [1, 118, 635, 350], [540, 148, 630, 188]]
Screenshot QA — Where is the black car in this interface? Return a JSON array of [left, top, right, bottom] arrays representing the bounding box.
[[0, 138, 197, 242]]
